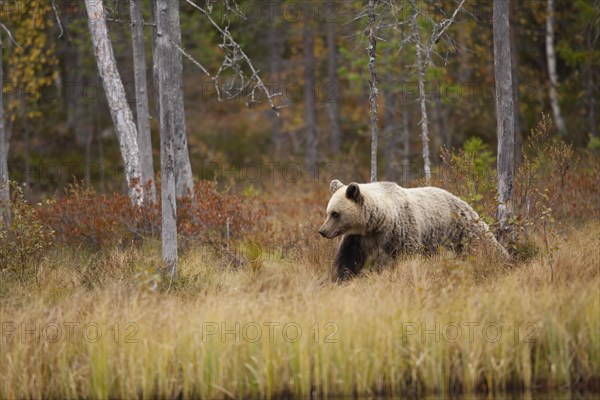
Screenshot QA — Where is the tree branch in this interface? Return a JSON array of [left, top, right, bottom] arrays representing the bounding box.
[[51, 0, 66, 39], [183, 0, 281, 114], [0, 23, 21, 49], [425, 0, 466, 65]]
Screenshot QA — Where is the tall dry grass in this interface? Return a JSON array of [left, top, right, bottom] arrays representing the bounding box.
[[1, 222, 598, 399]]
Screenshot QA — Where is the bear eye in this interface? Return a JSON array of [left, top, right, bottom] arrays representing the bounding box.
[[331, 211, 340, 219]]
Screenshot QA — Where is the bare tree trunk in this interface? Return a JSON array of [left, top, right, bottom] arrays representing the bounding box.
[[326, 20, 341, 154], [130, 0, 156, 203], [303, 1, 317, 174], [84, 0, 143, 205], [367, 0, 379, 183], [268, 8, 283, 156], [0, 31, 10, 224], [493, 0, 515, 238], [510, 0, 522, 163], [150, 0, 159, 117], [168, 2, 194, 198], [545, 0, 568, 137], [156, 0, 179, 278], [411, 3, 431, 185]]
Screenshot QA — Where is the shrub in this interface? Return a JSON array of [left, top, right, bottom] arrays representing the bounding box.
[[0, 185, 54, 282], [440, 137, 497, 221], [439, 114, 582, 261], [37, 181, 267, 250]]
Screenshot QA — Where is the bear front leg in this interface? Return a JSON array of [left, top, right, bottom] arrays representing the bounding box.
[[334, 234, 366, 280]]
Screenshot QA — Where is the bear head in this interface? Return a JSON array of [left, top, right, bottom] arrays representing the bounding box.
[[319, 180, 364, 238]]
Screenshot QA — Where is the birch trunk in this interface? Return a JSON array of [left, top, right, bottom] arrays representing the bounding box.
[[130, 0, 156, 203], [0, 31, 10, 224], [493, 0, 515, 237], [411, 4, 431, 185], [303, 1, 317, 174], [84, 0, 143, 205], [326, 21, 341, 154], [545, 0, 568, 137], [367, 0, 379, 183], [156, 0, 179, 277]]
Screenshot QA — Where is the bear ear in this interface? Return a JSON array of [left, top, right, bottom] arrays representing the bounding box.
[[330, 179, 344, 194], [346, 183, 363, 204]]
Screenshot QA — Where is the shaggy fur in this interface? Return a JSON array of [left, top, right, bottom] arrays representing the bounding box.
[[319, 180, 509, 279]]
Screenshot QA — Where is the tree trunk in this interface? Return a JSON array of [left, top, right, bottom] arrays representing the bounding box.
[[411, 3, 431, 185], [168, 2, 194, 198], [84, 0, 143, 206], [545, 0, 568, 137], [268, 7, 283, 156], [156, 0, 179, 278], [510, 0, 522, 163], [326, 20, 341, 154], [150, 0, 159, 117], [493, 0, 515, 238], [367, 0, 379, 183], [0, 31, 10, 224], [303, 1, 317, 174], [130, 0, 157, 203]]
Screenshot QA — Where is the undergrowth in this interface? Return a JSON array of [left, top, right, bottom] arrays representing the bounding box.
[[0, 116, 599, 398]]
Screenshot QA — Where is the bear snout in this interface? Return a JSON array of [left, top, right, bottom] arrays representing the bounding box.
[[318, 224, 335, 238], [319, 227, 337, 239]]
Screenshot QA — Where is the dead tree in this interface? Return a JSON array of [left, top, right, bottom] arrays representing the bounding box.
[[410, 2, 431, 185], [130, 0, 156, 203], [409, 0, 465, 185], [156, 0, 179, 278], [367, 0, 379, 182], [84, 0, 143, 205], [493, 0, 515, 238]]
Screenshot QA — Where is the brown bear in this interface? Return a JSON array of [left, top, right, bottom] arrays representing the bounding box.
[[319, 180, 509, 279]]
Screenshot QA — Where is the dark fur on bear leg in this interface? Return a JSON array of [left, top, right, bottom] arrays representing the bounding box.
[[334, 234, 366, 280]]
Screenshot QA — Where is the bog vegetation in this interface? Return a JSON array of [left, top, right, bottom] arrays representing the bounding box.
[[0, 0, 599, 398], [1, 121, 599, 398]]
